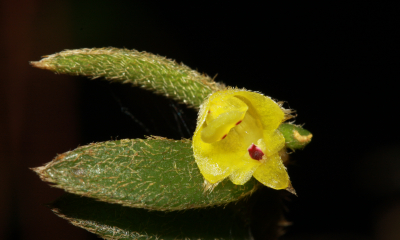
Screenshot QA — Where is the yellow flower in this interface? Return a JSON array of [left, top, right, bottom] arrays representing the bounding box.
[[193, 88, 292, 191]]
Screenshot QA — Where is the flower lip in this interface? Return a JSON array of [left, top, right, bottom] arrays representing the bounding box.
[[248, 143, 264, 160]]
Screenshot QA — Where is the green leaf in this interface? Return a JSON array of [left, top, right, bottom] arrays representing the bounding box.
[[278, 123, 313, 150], [50, 193, 250, 240], [30, 48, 225, 108], [33, 137, 259, 211]]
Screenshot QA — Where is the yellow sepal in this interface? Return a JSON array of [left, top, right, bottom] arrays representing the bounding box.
[[253, 153, 290, 189]]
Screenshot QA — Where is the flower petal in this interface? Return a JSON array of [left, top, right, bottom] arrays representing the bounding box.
[[206, 95, 248, 123], [201, 110, 246, 143], [252, 153, 289, 189]]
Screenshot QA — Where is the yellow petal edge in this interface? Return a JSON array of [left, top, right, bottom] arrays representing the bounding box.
[[193, 88, 291, 190]]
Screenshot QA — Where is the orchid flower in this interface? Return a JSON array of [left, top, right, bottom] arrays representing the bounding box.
[[193, 88, 293, 192]]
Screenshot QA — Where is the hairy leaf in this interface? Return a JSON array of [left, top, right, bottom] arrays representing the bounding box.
[[30, 48, 225, 108], [33, 137, 259, 211], [50, 193, 250, 240]]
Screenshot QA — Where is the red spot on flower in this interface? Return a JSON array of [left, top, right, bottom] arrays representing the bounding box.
[[248, 143, 264, 160], [221, 134, 227, 139], [236, 120, 242, 125], [208, 110, 211, 113]]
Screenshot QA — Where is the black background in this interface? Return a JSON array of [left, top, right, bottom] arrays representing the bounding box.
[[1, 1, 399, 240]]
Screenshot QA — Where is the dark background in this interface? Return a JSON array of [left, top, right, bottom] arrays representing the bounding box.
[[1, 1, 399, 240]]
